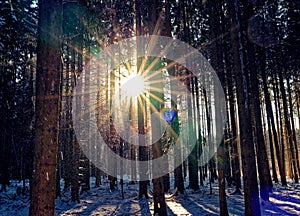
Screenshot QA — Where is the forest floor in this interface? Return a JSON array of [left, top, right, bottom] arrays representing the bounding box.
[[1, 177, 300, 215]]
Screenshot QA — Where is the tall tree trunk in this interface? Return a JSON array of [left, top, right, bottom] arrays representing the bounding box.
[[148, 54, 167, 215], [30, 0, 62, 214], [227, 0, 261, 214], [135, 0, 148, 198], [150, 66, 167, 215], [80, 35, 90, 193], [148, 0, 168, 214], [63, 44, 71, 190], [274, 74, 287, 183], [217, 138, 229, 216], [164, 0, 184, 194], [186, 73, 199, 190], [287, 79, 300, 176], [208, 0, 229, 213], [226, 59, 242, 194], [261, 64, 286, 185], [267, 116, 278, 183], [109, 71, 117, 191], [278, 66, 299, 183], [71, 49, 80, 203], [249, 53, 272, 201], [0, 67, 10, 192], [181, 0, 199, 190]]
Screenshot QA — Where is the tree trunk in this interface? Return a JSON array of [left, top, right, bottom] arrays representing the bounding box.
[[267, 116, 278, 183], [278, 66, 299, 183], [135, 0, 148, 198], [150, 60, 168, 215], [80, 37, 90, 193], [148, 0, 168, 214], [71, 49, 80, 203], [227, 0, 261, 214], [287, 79, 300, 176], [0, 71, 10, 192], [208, 0, 229, 213], [29, 0, 62, 214], [226, 60, 242, 194], [261, 65, 286, 186], [274, 75, 287, 183], [109, 71, 117, 191], [249, 51, 272, 201]]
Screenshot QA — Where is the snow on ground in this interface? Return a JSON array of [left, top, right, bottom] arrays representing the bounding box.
[[0, 180, 30, 216], [1, 177, 300, 215]]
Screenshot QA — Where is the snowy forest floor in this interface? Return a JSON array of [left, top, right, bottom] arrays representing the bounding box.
[[1, 177, 300, 215]]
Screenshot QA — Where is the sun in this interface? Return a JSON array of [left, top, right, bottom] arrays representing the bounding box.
[[121, 74, 145, 97]]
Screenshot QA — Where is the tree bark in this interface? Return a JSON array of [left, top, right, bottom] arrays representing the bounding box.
[[278, 67, 299, 183], [227, 0, 261, 214], [30, 0, 62, 214], [249, 51, 272, 201], [135, 0, 148, 198], [261, 65, 286, 185], [287, 79, 300, 176], [226, 59, 242, 194]]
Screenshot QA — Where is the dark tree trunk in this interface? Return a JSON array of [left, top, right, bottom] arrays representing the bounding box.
[[227, 0, 261, 214], [180, 0, 199, 191], [95, 167, 102, 187], [171, 69, 184, 194], [29, 0, 62, 214], [109, 71, 117, 191], [267, 116, 279, 183], [163, 0, 185, 194], [278, 67, 299, 183], [208, 0, 229, 213], [148, 0, 168, 214], [71, 49, 80, 203], [0, 70, 10, 192], [226, 60, 242, 194], [249, 51, 272, 201], [135, 0, 148, 198], [274, 75, 287, 183], [80, 40, 90, 193], [150, 64, 167, 215], [63, 48, 71, 190], [261, 65, 286, 186], [287, 79, 300, 176], [187, 74, 199, 191]]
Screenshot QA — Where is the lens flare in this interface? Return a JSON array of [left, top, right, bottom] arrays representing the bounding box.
[[73, 35, 226, 180], [121, 74, 145, 97], [161, 108, 177, 123]]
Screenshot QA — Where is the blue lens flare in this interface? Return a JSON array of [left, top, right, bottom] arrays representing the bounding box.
[[161, 108, 176, 123]]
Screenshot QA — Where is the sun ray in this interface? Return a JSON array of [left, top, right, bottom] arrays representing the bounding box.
[[137, 55, 150, 76], [124, 61, 134, 75], [147, 92, 165, 107], [147, 100, 161, 116], [145, 74, 191, 86], [147, 86, 165, 94], [144, 57, 164, 76], [161, 61, 178, 72], [137, 94, 148, 124], [147, 47, 199, 77], [141, 37, 175, 81], [150, 8, 166, 36]]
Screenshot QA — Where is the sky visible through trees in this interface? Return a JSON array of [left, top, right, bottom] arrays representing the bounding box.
[[0, 0, 299, 215]]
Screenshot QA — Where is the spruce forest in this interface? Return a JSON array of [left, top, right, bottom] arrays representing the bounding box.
[[0, 0, 299, 215]]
